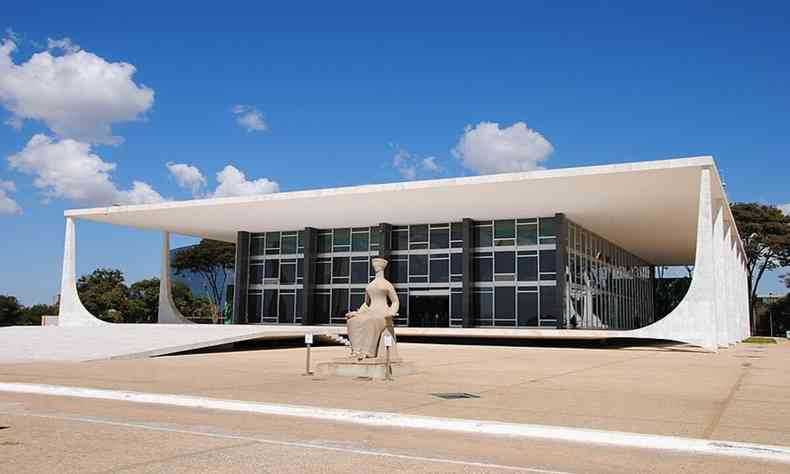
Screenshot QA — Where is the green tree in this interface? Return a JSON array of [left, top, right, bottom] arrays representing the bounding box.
[[171, 239, 235, 323], [20, 303, 58, 326], [126, 277, 214, 323], [77, 268, 129, 322], [731, 203, 790, 331], [0, 295, 24, 326]]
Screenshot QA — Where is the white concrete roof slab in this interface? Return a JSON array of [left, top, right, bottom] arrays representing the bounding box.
[[64, 157, 735, 265]]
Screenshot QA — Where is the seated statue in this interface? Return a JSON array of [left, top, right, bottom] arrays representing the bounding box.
[[345, 257, 400, 361]]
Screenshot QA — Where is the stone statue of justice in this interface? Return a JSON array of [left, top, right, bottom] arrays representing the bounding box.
[[344, 257, 401, 361], [318, 257, 414, 378]]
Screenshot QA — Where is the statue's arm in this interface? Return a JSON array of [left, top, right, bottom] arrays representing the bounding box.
[[346, 291, 370, 319], [387, 284, 400, 316]]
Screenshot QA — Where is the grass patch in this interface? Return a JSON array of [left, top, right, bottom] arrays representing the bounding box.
[[744, 337, 777, 344]]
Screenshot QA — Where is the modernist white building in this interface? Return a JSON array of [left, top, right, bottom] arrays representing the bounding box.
[[57, 156, 751, 352]]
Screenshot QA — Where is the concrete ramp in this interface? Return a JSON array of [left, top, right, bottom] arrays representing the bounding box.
[[0, 325, 346, 364]]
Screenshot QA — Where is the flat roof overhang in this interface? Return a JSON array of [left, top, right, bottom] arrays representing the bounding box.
[[64, 156, 737, 266]]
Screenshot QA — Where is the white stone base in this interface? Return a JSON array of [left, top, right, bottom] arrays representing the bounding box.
[[317, 358, 416, 379]]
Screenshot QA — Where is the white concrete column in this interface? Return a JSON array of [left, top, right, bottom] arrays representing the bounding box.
[[629, 167, 718, 352], [157, 231, 194, 324], [724, 228, 737, 345], [57, 217, 108, 327], [712, 204, 726, 348], [742, 254, 751, 339]]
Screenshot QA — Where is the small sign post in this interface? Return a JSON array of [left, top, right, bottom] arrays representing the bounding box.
[[383, 334, 393, 381], [303, 333, 314, 376]]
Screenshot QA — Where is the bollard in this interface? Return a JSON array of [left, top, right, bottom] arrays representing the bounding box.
[[383, 333, 393, 381], [303, 333, 314, 376]]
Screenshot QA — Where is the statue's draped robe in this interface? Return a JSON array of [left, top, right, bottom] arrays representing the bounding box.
[[347, 277, 399, 358]]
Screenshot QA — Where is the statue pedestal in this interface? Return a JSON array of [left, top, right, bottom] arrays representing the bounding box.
[[317, 357, 416, 379]]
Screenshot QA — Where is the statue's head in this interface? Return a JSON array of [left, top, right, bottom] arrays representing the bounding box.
[[371, 257, 388, 272]]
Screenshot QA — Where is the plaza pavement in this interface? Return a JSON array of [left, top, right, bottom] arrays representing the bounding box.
[[0, 339, 788, 472]]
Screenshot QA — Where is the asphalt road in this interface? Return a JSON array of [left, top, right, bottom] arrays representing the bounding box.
[[1, 390, 788, 474]]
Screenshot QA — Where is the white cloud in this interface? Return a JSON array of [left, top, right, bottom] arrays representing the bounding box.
[[452, 121, 554, 174], [421, 156, 442, 172], [211, 165, 279, 198], [46, 37, 80, 54], [392, 147, 417, 179], [0, 179, 21, 215], [0, 37, 154, 144], [391, 146, 444, 179], [167, 162, 206, 196], [232, 105, 267, 132], [780, 203, 790, 216], [7, 134, 164, 206]]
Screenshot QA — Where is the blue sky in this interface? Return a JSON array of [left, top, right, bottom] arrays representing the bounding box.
[[1, 2, 788, 305]]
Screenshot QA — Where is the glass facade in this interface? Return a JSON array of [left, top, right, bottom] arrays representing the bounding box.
[[565, 220, 655, 329], [240, 215, 656, 330], [471, 218, 559, 327]]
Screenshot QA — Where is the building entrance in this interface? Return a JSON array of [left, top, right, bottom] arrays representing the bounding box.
[[408, 295, 449, 327]]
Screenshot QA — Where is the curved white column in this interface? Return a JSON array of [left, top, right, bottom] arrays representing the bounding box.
[[628, 168, 719, 352], [712, 204, 726, 348], [58, 217, 108, 327], [157, 232, 194, 324]]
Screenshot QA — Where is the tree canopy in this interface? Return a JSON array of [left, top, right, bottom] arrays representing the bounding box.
[[171, 239, 235, 317], [731, 202, 790, 328]]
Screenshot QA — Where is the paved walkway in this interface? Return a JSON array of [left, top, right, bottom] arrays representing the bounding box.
[[1, 338, 788, 472]]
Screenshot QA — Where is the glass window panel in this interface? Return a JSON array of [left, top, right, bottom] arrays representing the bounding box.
[[297, 258, 303, 277], [251, 238, 265, 256], [263, 289, 278, 318], [450, 253, 463, 275], [391, 259, 408, 283], [314, 293, 330, 324], [451, 292, 463, 319], [331, 289, 349, 318], [296, 289, 303, 318], [351, 260, 369, 284], [332, 256, 349, 277], [517, 225, 538, 246], [518, 292, 538, 326], [278, 294, 295, 323], [517, 256, 538, 281], [392, 230, 408, 251], [317, 233, 332, 253], [474, 292, 493, 319], [350, 293, 365, 312], [265, 232, 280, 249], [409, 254, 428, 276], [249, 264, 264, 285], [429, 258, 449, 283], [495, 251, 516, 274], [429, 227, 449, 249], [297, 231, 305, 251], [473, 257, 493, 281], [281, 235, 297, 254], [280, 263, 296, 284], [494, 220, 515, 239], [352, 232, 369, 252], [451, 222, 463, 242], [410, 225, 428, 243], [333, 228, 350, 246], [540, 286, 558, 320], [539, 217, 556, 237], [264, 260, 279, 279], [495, 286, 516, 319], [246, 293, 262, 323], [474, 225, 492, 247], [316, 262, 331, 284], [540, 250, 557, 273]]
